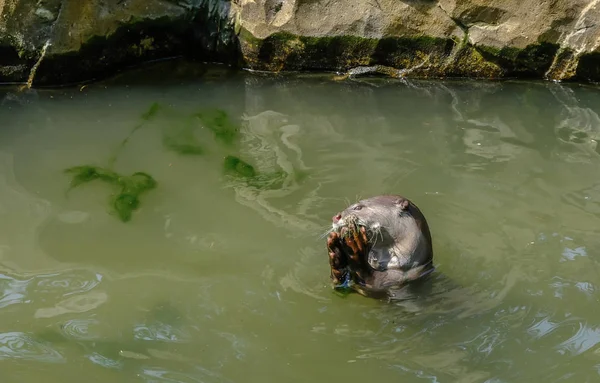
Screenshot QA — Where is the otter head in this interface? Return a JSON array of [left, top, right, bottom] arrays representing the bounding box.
[[331, 195, 433, 270]]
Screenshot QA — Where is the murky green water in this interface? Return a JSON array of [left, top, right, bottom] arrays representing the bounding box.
[[1, 62, 600, 382]]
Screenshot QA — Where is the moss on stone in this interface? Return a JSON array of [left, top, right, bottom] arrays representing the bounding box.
[[240, 28, 457, 75], [238, 28, 568, 80], [34, 16, 190, 85], [545, 47, 578, 81], [372, 35, 455, 72], [475, 42, 559, 77], [575, 52, 600, 83], [33, 1, 241, 87], [448, 45, 504, 78], [241, 29, 379, 71], [0, 45, 33, 83]]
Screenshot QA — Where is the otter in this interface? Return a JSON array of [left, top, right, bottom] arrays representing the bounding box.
[[326, 195, 435, 298]]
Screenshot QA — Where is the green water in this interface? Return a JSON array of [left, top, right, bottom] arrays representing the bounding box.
[[1, 62, 600, 382]]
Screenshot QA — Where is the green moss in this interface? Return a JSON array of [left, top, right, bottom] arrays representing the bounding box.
[[475, 42, 559, 77], [544, 47, 578, 80], [240, 28, 456, 73], [33, 2, 241, 87], [64, 166, 157, 222], [448, 45, 503, 78], [239, 28, 595, 82], [243, 29, 380, 71]]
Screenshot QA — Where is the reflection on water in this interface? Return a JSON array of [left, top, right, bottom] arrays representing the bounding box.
[[0, 331, 64, 363], [1, 63, 600, 382]]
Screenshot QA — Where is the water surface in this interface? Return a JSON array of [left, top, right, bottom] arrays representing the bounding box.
[[1, 62, 600, 382]]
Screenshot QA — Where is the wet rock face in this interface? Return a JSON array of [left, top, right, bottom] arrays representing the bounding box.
[[237, 0, 600, 82], [0, 0, 240, 85], [1, 0, 599, 85]]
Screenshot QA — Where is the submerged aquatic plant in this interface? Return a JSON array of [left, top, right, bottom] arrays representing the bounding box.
[[159, 107, 240, 155], [162, 117, 204, 155], [108, 102, 164, 168], [222, 155, 309, 190], [194, 108, 240, 146], [141, 102, 161, 120], [162, 138, 204, 155], [64, 102, 163, 223], [64, 166, 157, 222], [223, 155, 257, 178], [62, 102, 286, 223]]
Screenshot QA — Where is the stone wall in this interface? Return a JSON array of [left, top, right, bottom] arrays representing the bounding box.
[[0, 0, 599, 86]]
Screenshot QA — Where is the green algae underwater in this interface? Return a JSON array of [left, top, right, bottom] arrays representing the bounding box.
[[63, 102, 307, 222]]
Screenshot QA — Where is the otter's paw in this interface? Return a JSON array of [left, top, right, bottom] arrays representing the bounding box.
[[327, 231, 348, 286], [342, 226, 369, 260]]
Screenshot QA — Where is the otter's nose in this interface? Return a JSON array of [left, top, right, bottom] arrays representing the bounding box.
[[333, 214, 342, 223]]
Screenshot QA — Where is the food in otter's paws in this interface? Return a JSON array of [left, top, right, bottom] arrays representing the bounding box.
[[326, 195, 435, 298]]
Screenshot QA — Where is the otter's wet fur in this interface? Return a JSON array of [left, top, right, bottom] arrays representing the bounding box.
[[326, 195, 435, 298]]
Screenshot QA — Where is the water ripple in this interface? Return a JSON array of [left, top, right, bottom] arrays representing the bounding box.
[[0, 331, 64, 363], [0, 273, 31, 308], [556, 322, 600, 356], [527, 315, 562, 339], [35, 271, 103, 296], [140, 365, 232, 383], [133, 323, 190, 343], [60, 318, 101, 340], [34, 291, 108, 319], [87, 352, 123, 370]]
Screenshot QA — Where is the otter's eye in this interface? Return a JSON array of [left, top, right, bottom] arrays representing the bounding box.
[[352, 204, 363, 211]]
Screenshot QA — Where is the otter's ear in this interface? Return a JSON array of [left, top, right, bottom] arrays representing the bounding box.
[[394, 199, 410, 211]]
